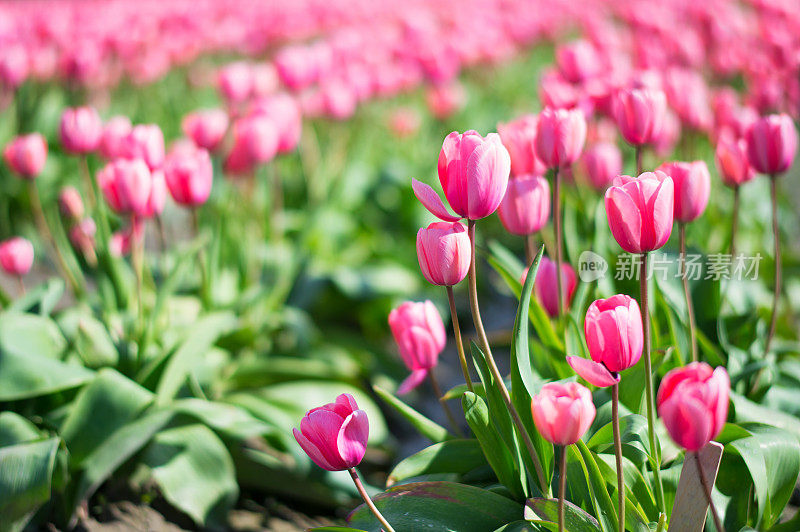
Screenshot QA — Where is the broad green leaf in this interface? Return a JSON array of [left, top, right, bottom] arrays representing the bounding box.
[[309, 528, 367, 532], [142, 424, 238, 527], [60, 368, 153, 466], [348, 481, 524, 532], [575, 440, 618, 532], [0, 413, 40, 447], [524, 498, 601, 531], [0, 312, 66, 359], [171, 398, 275, 440], [730, 392, 800, 442], [387, 439, 486, 486], [8, 278, 64, 316], [493, 521, 544, 532], [0, 437, 59, 532], [587, 414, 650, 466], [373, 385, 446, 443]]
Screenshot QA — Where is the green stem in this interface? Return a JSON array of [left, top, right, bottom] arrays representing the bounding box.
[[730, 186, 739, 259], [446, 285, 473, 392], [192, 208, 210, 307], [635, 146, 643, 175], [348, 468, 396, 532], [765, 175, 780, 355], [679, 223, 698, 362], [428, 371, 464, 437], [559, 445, 567, 532], [612, 383, 625, 532], [553, 167, 564, 317]]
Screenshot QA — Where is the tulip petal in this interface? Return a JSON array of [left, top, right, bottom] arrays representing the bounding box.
[[659, 395, 714, 451], [301, 409, 347, 469], [293, 428, 338, 471], [567, 356, 620, 388], [397, 368, 429, 395], [412, 178, 461, 221], [337, 410, 369, 468]]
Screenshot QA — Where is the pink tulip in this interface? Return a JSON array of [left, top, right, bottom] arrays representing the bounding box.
[[715, 135, 755, 187], [426, 82, 466, 120], [497, 115, 547, 177], [568, 295, 643, 388], [109, 227, 133, 257], [0, 237, 33, 277], [582, 142, 622, 190], [218, 62, 254, 105], [224, 113, 280, 174], [97, 158, 153, 217], [556, 39, 602, 83], [531, 382, 596, 446], [533, 256, 577, 318], [497, 175, 550, 235], [535, 107, 587, 169], [59, 186, 85, 220], [745, 114, 798, 175], [416, 222, 470, 286], [657, 362, 729, 451], [293, 393, 369, 471], [605, 172, 674, 254], [141, 170, 167, 219], [164, 144, 213, 207], [613, 87, 667, 146], [249, 94, 302, 153], [415, 130, 510, 221], [663, 68, 712, 132], [652, 110, 682, 158], [320, 82, 358, 121], [60, 106, 102, 154], [388, 301, 446, 394], [122, 124, 165, 171], [100, 116, 133, 160], [0, 45, 29, 90], [182, 109, 229, 152], [3, 134, 47, 179], [657, 161, 710, 223], [69, 218, 97, 259]]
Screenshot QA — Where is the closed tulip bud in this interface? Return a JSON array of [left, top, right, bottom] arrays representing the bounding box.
[[613, 87, 667, 146], [605, 171, 674, 254], [182, 109, 229, 152], [249, 94, 303, 154], [556, 39, 602, 83], [224, 113, 280, 174], [582, 142, 622, 190], [60, 106, 102, 154], [416, 222, 470, 286], [535, 108, 587, 169], [745, 114, 798, 176], [715, 135, 755, 187], [3, 133, 47, 179], [532, 256, 577, 317], [69, 218, 97, 262], [568, 295, 642, 387], [497, 175, 550, 235], [217, 61, 254, 105], [657, 161, 710, 223], [123, 124, 165, 171], [59, 186, 85, 220], [97, 158, 153, 217], [293, 393, 369, 471], [531, 382, 596, 445], [142, 170, 167, 218], [388, 301, 446, 394], [164, 144, 213, 207], [109, 227, 133, 257], [497, 115, 546, 177], [435, 130, 510, 220], [657, 362, 729, 451], [0, 237, 33, 277], [100, 116, 133, 160]]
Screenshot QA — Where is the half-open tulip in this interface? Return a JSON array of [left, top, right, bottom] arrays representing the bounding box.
[[605, 172, 674, 254], [100, 116, 133, 160], [657, 161, 710, 223], [657, 362, 729, 451], [535, 107, 586, 168], [97, 158, 153, 217], [122, 124, 165, 170], [388, 301, 446, 394], [745, 114, 798, 175], [416, 222, 470, 286], [531, 382, 596, 445], [3, 134, 47, 179], [60, 106, 102, 154], [0, 237, 33, 276], [164, 144, 213, 207], [613, 87, 667, 146], [182, 109, 229, 152], [533, 256, 577, 317], [293, 394, 369, 471], [497, 174, 550, 235]]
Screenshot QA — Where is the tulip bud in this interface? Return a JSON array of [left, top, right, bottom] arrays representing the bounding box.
[[497, 175, 550, 235], [436, 130, 510, 220], [582, 142, 622, 190], [100, 116, 133, 160], [568, 295, 643, 387], [535, 107, 587, 169], [109, 227, 133, 257], [657, 161, 710, 223], [556, 39, 602, 83], [293, 393, 369, 471], [69, 218, 97, 264], [60, 106, 103, 154], [745, 114, 798, 176], [3, 134, 47, 179], [217, 61, 254, 105], [182, 109, 229, 152], [497, 115, 546, 177], [613, 87, 667, 146], [388, 301, 446, 394], [249, 94, 303, 153], [59, 186, 85, 221], [97, 158, 153, 217], [532, 256, 577, 318], [224, 113, 280, 175], [657, 362, 729, 451], [164, 144, 213, 207], [416, 222, 470, 286], [0, 237, 34, 276], [715, 135, 755, 187], [123, 124, 165, 171], [663, 68, 712, 132], [531, 382, 596, 445], [605, 171, 674, 254]]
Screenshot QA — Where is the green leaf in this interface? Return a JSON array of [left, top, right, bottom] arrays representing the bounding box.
[[8, 278, 64, 316], [524, 498, 601, 531], [373, 385, 448, 443], [575, 440, 618, 532], [0, 437, 59, 532], [493, 521, 544, 532], [730, 392, 800, 442], [0, 312, 66, 359], [587, 414, 650, 466], [462, 391, 525, 499], [309, 528, 367, 532], [142, 424, 238, 527], [155, 311, 237, 404], [171, 398, 275, 440], [387, 439, 487, 486], [0, 413, 41, 447], [348, 481, 524, 532]]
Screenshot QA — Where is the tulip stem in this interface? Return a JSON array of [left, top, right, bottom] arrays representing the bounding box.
[[80, 156, 97, 210], [635, 146, 643, 175], [729, 186, 739, 260], [269, 163, 284, 241], [695, 451, 724, 532], [348, 468, 396, 532], [558, 444, 567, 532], [446, 286, 473, 392], [155, 215, 167, 254], [428, 371, 464, 437], [525, 234, 536, 267], [640, 251, 666, 514], [192, 209, 210, 307], [552, 167, 565, 317], [467, 219, 549, 496], [765, 175, 780, 356], [16, 276, 25, 296], [679, 223, 698, 362], [132, 220, 146, 362], [612, 382, 625, 532]]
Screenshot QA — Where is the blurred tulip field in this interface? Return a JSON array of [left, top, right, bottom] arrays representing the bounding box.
[[3, 0, 800, 531]]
